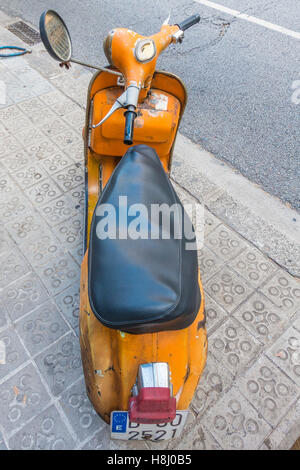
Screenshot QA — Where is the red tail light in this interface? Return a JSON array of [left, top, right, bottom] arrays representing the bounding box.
[[129, 387, 176, 424]]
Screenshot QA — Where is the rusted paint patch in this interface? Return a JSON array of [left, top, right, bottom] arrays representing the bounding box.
[[183, 364, 190, 384], [197, 309, 206, 330]]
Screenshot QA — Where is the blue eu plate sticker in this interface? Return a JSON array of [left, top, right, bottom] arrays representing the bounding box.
[[112, 412, 128, 433]]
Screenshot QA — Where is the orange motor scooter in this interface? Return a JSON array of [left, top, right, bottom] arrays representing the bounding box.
[[40, 10, 207, 442]]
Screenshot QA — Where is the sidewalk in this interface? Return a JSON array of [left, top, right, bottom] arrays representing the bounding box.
[[0, 12, 299, 450]]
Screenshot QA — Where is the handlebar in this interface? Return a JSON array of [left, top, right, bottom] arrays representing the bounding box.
[[103, 15, 201, 145], [176, 14, 200, 31], [124, 106, 137, 145]]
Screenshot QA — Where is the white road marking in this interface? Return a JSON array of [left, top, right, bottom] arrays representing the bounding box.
[[194, 0, 300, 39]]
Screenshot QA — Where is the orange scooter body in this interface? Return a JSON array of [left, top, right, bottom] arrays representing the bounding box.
[[79, 24, 207, 424]]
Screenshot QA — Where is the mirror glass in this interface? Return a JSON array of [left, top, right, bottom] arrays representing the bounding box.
[[40, 10, 72, 62]]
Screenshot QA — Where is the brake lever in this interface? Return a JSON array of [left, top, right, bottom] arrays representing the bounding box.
[[92, 85, 140, 128]]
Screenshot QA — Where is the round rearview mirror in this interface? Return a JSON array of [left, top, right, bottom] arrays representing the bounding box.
[[39, 10, 72, 62]]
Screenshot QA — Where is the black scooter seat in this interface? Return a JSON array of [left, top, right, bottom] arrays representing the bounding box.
[[88, 145, 201, 334]]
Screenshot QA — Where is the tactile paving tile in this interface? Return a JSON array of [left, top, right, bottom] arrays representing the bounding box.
[[209, 317, 263, 376], [205, 388, 272, 450], [236, 355, 298, 426], [34, 332, 82, 396]]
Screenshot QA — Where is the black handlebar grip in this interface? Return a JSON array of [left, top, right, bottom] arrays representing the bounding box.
[[124, 106, 137, 145], [176, 14, 200, 31]]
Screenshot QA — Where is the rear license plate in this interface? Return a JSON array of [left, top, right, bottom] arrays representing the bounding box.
[[110, 410, 188, 441]]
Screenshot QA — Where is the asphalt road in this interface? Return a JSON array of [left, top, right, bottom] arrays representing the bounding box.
[[1, 0, 299, 210]]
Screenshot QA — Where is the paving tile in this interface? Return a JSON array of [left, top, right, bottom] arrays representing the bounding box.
[[265, 326, 300, 385], [205, 266, 254, 313], [0, 363, 50, 437], [0, 122, 9, 140], [3, 272, 49, 322], [6, 210, 49, 243], [8, 404, 75, 450], [0, 249, 30, 288], [2, 57, 30, 71], [0, 63, 15, 81], [41, 117, 70, 139], [63, 140, 84, 162], [12, 163, 48, 189], [54, 283, 80, 329], [40, 151, 73, 174], [69, 184, 85, 212], [3, 116, 34, 134], [0, 173, 17, 195], [0, 104, 25, 122], [17, 97, 45, 115], [0, 300, 8, 329], [39, 90, 66, 107], [236, 355, 298, 427], [51, 162, 84, 192], [29, 107, 57, 127], [19, 232, 65, 268], [191, 352, 233, 417], [199, 209, 222, 240], [262, 398, 300, 450], [54, 214, 83, 248], [51, 128, 82, 149], [0, 149, 32, 173], [24, 178, 63, 207], [34, 332, 82, 396], [260, 271, 300, 313], [0, 192, 33, 222], [25, 137, 59, 160], [69, 243, 84, 267], [64, 110, 85, 135], [233, 291, 295, 345], [34, 253, 80, 296], [0, 227, 14, 255], [59, 377, 102, 441], [37, 193, 78, 227], [0, 160, 5, 175], [230, 247, 278, 289], [7, 81, 36, 104], [15, 301, 69, 357], [171, 158, 219, 203], [26, 49, 62, 80], [293, 315, 300, 332], [0, 327, 29, 380], [204, 292, 228, 335], [198, 245, 224, 283], [205, 224, 247, 261], [16, 127, 45, 147], [54, 99, 81, 118], [0, 99, 13, 110], [209, 317, 263, 377], [205, 387, 272, 449], [0, 431, 7, 450], [17, 69, 49, 88]]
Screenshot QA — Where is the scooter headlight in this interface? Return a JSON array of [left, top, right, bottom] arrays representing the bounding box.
[[134, 38, 156, 63]]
